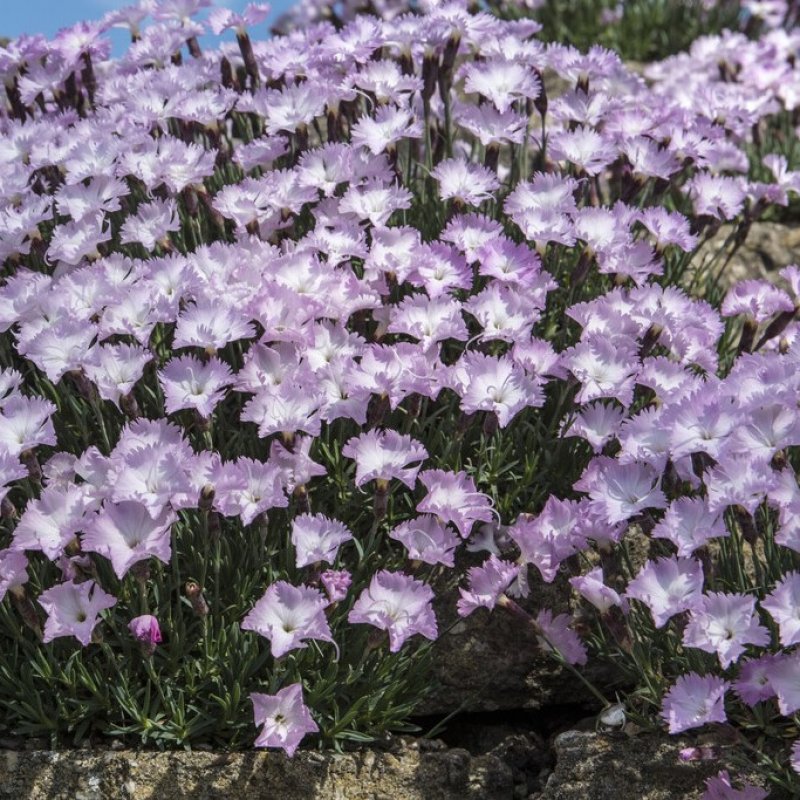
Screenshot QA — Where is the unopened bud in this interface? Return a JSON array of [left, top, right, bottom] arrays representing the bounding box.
[[185, 581, 209, 617]]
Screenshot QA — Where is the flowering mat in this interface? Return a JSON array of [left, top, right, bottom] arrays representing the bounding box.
[[0, 0, 799, 797]]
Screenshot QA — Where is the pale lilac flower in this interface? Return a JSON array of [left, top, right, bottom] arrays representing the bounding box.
[[339, 180, 412, 228], [0, 394, 57, 456], [564, 402, 624, 453], [456, 555, 520, 617], [172, 301, 256, 352], [12, 485, 89, 560], [733, 654, 780, 706], [548, 127, 617, 176], [705, 456, 776, 515], [761, 572, 800, 647], [129, 614, 162, 655], [575, 457, 667, 525], [767, 651, 800, 715], [791, 741, 800, 775], [389, 516, 460, 567], [0, 451, 27, 501], [81, 501, 176, 579], [651, 497, 729, 557], [626, 556, 704, 628], [570, 567, 625, 614], [702, 770, 768, 800], [387, 294, 468, 349], [562, 333, 639, 407], [463, 283, 545, 343], [341, 430, 427, 490], [241, 581, 335, 659], [535, 609, 588, 666], [39, 580, 117, 646], [120, 198, 180, 251], [251, 683, 319, 757], [47, 212, 111, 265], [269, 437, 327, 494], [160, 355, 233, 419], [661, 673, 729, 734], [690, 174, 746, 220], [727, 405, 800, 464], [213, 457, 288, 525], [241, 385, 323, 439], [208, 2, 271, 35], [451, 351, 540, 427], [407, 242, 472, 298], [0, 549, 28, 601], [508, 498, 585, 583], [291, 514, 353, 568], [461, 59, 541, 114], [721, 280, 794, 324], [320, 570, 351, 604], [348, 571, 437, 652], [417, 469, 494, 539], [351, 105, 422, 154], [83, 343, 151, 407], [431, 158, 500, 206], [683, 592, 770, 668]]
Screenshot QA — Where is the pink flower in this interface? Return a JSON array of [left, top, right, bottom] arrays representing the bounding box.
[[0, 395, 57, 456], [451, 350, 541, 427], [548, 126, 617, 176], [761, 571, 800, 647], [768, 651, 800, 715], [431, 158, 500, 206], [251, 683, 319, 757], [626, 556, 704, 628], [575, 457, 666, 526], [702, 771, 768, 800], [535, 609, 588, 666], [348, 571, 437, 652], [650, 497, 728, 558], [341, 429, 427, 490], [683, 592, 770, 668], [661, 673, 729, 734], [120, 198, 180, 251], [562, 333, 639, 407], [457, 555, 520, 617], [508, 498, 585, 583], [417, 469, 494, 539], [461, 59, 541, 114], [0, 549, 28, 601], [212, 457, 288, 526], [39, 580, 117, 646], [732, 655, 780, 707], [290, 514, 353, 568], [81, 501, 176, 579], [159, 355, 233, 419], [12, 485, 89, 561], [690, 174, 746, 220], [128, 614, 162, 655], [320, 570, 351, 603], [241, 581, 335, 659], [569, 567, 625, 614], [389, 516, 460, 567]]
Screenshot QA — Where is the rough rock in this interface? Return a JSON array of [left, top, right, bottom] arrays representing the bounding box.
[[424, 555, 631, 715], [693, 221, 800, 289], [0, 730, 773, 800], [534, 730, 771, 800], [0, 739, 514, 800]]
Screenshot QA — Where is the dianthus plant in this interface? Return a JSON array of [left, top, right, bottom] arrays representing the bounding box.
[[0, 2, 799, 794]]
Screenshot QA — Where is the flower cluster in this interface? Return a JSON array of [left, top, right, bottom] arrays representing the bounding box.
[[0, 0, 798, 790]]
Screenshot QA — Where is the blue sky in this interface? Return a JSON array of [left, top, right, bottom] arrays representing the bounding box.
[[1, 1, 296, 49]]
